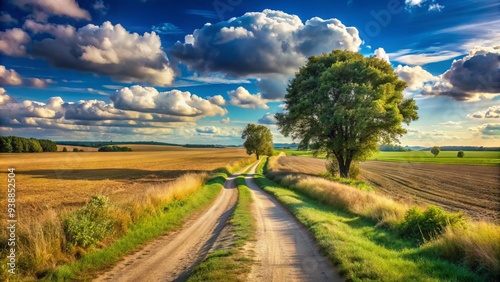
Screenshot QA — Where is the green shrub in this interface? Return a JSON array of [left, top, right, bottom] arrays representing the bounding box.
[[325, 157, 340, 176], [62, 147, 68, 152], [457, 151, 465, 158], [348, 162, 360, 179], [64, 195, 114, 248], [398, 206, 465, 243], [73, 148, 79, 152]]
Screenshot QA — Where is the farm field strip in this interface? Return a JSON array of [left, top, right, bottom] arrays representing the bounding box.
[[0, 147, 248, 213], [273, 156, 500, 222]]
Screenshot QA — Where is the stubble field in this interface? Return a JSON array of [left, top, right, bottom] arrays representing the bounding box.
[[0, 146, 248, 215], [273, 156, 500, 222]]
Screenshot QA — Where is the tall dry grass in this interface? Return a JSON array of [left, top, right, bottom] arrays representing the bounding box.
[[1, 172, 208, 280], [266, 155, 500, 278], [426, 222, 500, 278]]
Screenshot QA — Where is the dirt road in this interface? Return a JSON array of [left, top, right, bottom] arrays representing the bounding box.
[[245, 162, 340, 282], [94, 171, 241, 282]]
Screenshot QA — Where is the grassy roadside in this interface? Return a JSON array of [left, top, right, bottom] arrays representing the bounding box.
[[32, 158, 255, 281], [43, 175, 224, 281], [253, 158, 489, 281], [188, 170, 256, 282]]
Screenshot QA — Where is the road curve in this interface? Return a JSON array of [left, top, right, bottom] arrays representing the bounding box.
[[94, 169, 243, 282], [245, 162, 341, 282]]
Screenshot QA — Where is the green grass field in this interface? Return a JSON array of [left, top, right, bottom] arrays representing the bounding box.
[[279, 149, 500, 166]]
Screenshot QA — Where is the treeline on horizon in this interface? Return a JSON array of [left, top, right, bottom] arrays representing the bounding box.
[[57, 140, 182, 148], [0, 136, 57, 153]]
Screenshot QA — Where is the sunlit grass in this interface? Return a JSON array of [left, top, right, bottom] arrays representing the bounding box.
[[260, 156, 498, 280]]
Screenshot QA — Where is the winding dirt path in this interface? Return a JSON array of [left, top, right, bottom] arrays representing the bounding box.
[[93, 170, 242, 282], [245, 162, 341, 282]]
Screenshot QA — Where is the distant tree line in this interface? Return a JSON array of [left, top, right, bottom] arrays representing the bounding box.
[[0, 136, 57, 153], [379, 144, 410, 152], [98, 145, 133, 152], [57, 141, 182, 148]]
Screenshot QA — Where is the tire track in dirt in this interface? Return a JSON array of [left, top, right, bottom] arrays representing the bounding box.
[[245, 162, 341, 282], [93, 169, 245, 282]]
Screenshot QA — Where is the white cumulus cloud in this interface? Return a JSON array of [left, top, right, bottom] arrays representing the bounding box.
[[11, 0, 91, 22], [28, 21, 175, 86], [228, 86, 269, 109], [467, 106, 500, 119], [171, 9, 361, 77]]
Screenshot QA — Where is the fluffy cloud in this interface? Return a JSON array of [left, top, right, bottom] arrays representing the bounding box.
[[228, 86, 269, 109], [0, 65, 23, 85], [258, 113, 277, 124], [208, 95, 226, 106], [0, 85, 228, 134], [111, 86, 227, 117], [0, 65, 52, 87], [0, 12, 18, 24], [28, 21, 175, 86], [395, 65, 438, 90], [428, 3, 444, 11], [152, 23, 183, 35], [421, 46, 500, 101], [405, 0, 444, 11], [374, 47, 390, 63], [170, 9, 361, 77], [469, 123, 500, 138], [0, 88, 17, 104], [467, 106, 500, 119], [196, 126, 220, 134], [0, 28, 30, 56], [11, 0, 91, 21], [93, 0, 108, 15]]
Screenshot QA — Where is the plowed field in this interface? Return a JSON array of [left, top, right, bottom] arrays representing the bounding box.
[[272, 156, 500, 222]]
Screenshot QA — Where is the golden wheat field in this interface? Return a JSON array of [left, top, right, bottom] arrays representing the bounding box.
[[0, 146, 248, 214]]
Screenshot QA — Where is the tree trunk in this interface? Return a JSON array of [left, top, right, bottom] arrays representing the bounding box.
[[336, 155, 352, 178], [256, 153, 260, 160]]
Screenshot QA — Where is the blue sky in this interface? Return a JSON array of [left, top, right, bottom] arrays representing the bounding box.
[[0, 0, 498, 145]]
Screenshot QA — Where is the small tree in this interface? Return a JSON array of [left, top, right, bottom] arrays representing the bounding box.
[[431, 146, 440, 157], [73, 148, 79, 152], [457, 150, 464, 158], [62, 147, 68, 152], [242, 124, 274, 160]]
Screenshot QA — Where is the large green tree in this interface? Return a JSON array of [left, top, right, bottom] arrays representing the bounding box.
[[242, 124, 274, 160], [276, 50, 419, 177]]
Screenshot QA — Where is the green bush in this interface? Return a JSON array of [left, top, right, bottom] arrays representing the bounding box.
[[348, 162, 360, 179], [398, 206, 465, 243], [64, 195, 114, 248], [325, 157, 340, 176], [457, 151, 465, 158]]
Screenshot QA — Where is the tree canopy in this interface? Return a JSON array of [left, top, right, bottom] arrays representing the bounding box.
[[276, 50, 419, 177], [431, 146, 441, 157], [242, 124, 274, 160], [0, 136, 57, 153]]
